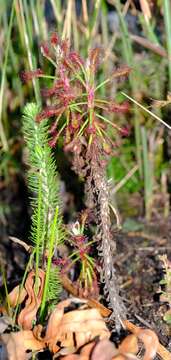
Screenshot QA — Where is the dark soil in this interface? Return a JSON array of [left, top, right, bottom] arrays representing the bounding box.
[[0, 177, 30, 290], [114, 220, 171, 352]]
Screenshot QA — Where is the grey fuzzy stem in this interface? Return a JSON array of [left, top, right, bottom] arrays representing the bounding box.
[[72, 139, 126, 330], [91, 161, 126, 331]]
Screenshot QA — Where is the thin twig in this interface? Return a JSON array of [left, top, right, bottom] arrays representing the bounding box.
[[9, 236, 32, 252], [111, 165, 139, 194], [122, 92, 171, 130], [130, 34, 168, 58]]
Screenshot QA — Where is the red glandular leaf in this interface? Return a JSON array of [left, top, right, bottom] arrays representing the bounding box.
[[63, 58, 75, 72], [40, 42, 50, 57], [41, 79, 69, 98], [50, 32, 59, 46], [20, 69, 43, 83], [68, 51, 84, 69], [60, 39, 70, 55], [86, 125, 96, 134], [48, 118, 60, 135], [119, 127, 130, 137], [36, 106, 65, 122], [106, 101, 129, 114], [111, 65, 132, 79], [87, 87, 95, 108], [59, 63, 68, 78], [58, 91, 76, 107], [48, 131, 60, 148], [41, 86, 58, 98], [52, 256, 70, 268], [88, 48, 103, 74], [70, 113, 82, 131]]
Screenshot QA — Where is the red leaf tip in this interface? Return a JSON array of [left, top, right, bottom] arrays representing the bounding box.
[[50, 32, 59, 46], [20, 69, 43, 82]]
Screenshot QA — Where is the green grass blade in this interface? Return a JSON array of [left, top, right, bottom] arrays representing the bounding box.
[[163, 0, 171, 90], [114, 0, 142, 177], [0, 0, 15, 151], [17, 0, 41, 104], [141, 127, 153, 220]]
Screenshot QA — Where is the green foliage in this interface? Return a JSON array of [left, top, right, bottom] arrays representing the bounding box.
[[1, 266, 12, 317], [0, 202, 10, 224], [160, 255, 171, 325], [23, 103, 61, 247], [40, 206, 63, 317], [48, 267, 62, 304], [122, 218, 144, 232], [163, 312, 171, 325], [107, 140, 142, 194], [22, 103, 65, 312]]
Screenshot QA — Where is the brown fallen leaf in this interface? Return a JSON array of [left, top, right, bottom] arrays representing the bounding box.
[[113, 355, 137, 360], [8, 285, 27, 308], [59, 355, 80, 360], [18, 269, 45, 330], [137, 329, 159, 360], [33, 324, 44, 341], [1, 330, 44, 360], [123, 320, 171, 360], [59, 342, 96, 360], [45, 298, 110, 354], [0, 305, 7, 315], [91, 339, 117, 360], [86, 299, 112, 318], [45, 298, 72, 352], [80, 341, 96, 356], [59, 309, 109, 335], [61, 275, 112, 317], [60, 337, 137, 360], [118, 335, 138, 355], [0, 316, 12, 334]]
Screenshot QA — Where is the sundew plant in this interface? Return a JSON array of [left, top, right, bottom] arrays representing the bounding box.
[[22, 33, 131, 329]]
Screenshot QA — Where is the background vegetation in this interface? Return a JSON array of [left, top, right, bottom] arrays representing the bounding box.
[[1, 0, 171, 241]]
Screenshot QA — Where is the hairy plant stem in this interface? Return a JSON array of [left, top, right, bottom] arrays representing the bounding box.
[[72, 138, 125, 330], [86, 144, 126, 331], [94, 173, 125, 328], [35, 174, 43, 293], [40, 207, 59, 319]]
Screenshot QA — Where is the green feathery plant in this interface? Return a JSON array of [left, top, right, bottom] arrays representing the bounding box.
[[22, 102, 65, 317]]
